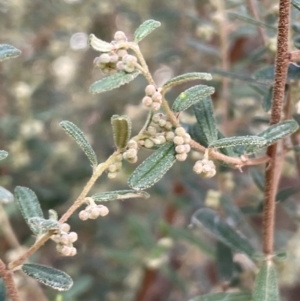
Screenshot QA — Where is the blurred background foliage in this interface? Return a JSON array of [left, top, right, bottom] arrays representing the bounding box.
[[1, 0, 300, 300]]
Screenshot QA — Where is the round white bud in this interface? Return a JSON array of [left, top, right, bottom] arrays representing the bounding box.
[[60, 234, 70, 245], [151, 102, 161, 111], [98, 205, 109, 216], [175, 145, 186, 154], [173, 136, 184, 145], [157, 135, 166, 144], [114, 31, 127, 41], [147, 126, 157, 136], [89, 207, 101, 219], [127, 156, 138, 163], [164, 122, 172, 130], [79, 210, 89, 221], [108, 164, 117, 173], [117, 49, 128, 57], [99, 53, 110, 64], [61, 246, 72, 256], [109, 53, 119, 63], [144, 139, 154, 149], [126, 148, 137, 159], [176, 153, 188, 161], [184, 144, 191, 153], [145, 85, 156, 96], [127, 139, 138, 149], [166, 131, 175, 141], [175, 127, 186, 137], [60, 223, 70, 233], [158, 119, 167, 127], [152, 92, 162, 103], [68, 232, 78, 243], [116, 61, 124, 70], [107, 172, 117, 179], [142, 96, 153, 107], [183, 133, 191, 143]]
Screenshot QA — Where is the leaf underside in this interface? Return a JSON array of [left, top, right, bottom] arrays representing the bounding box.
[[0, 44, 21, 61], [92, 190, 150, 202]]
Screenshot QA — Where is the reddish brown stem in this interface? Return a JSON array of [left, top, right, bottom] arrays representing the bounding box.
[[263, 0, 290, 255], [0, 260, 20, 301]]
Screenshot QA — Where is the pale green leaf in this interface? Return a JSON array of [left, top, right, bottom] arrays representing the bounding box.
[[128, 142, 176, 190], [22, 264, 73, 291], [0, 44, 21, 61], [172, 85, 215, 112], [192, 208, 255, 257], [292, 0, 300, 11], [89, 70, 140, 94], [92, 190, 150, 202], [246, 120, 299, 153], [189, 292, 252, 301], [134, 19, 161, 42], [0, 151, 8, 161], [193, 97, 218, 145], [162, 72, 212, 92], [28, 217, 60, 234], [111, 115, 131, 150], [0, 278, 5, 301], [0, 187, 14, 204], [253, 261, 280, 301], [209, 136, 266, 149], [14, 186, 44, 235], [60, 121, 98, 167], [88, 34, 113, 52]]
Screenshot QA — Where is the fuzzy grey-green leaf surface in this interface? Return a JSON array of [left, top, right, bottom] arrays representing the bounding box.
[[0, 187, 14, 204], [0, 44, 21, 61], [60, 121, 98, 167], [14, 186, 44, 235], [172, 85, 215, 112], [246, 120, 299, 153], [253, 261, 280, 301], [92, 190, 150, 202], [134, 19, 161, 42], [89, 71, 140, 94], [209, 136, 266, 149], [162, 72, 212, 91], [0, 151, 8, 161], [189, 292, 252, 301], [193, 97, 218, 145], [22, 264, 73, 291], [192, 208, 255, 257], [128, 142, 176, 190], [111, 115, 131, 150], [28, 217, 60, 233]]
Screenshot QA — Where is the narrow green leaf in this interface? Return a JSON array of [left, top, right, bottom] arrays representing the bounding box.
[[60, 121, 98, 167], [111, 115, 131, 150], [292, 0, 300, 11], [246, 120, 299, 153], [189, 292, 252, 301], [0, 278, 6, 301], [276, 187, 299, 202], [0, 44, 21, 61], [250, 169, 265, 192], [134, 19, 161, 42], [192, 208, 255, 257], [0, 151, 8, 161], [162, 72, 212, 91], [22, 264, 73, 291], [262, 87, 273, 112], [14, 186, 44, 235], [172, 85, 215, 112], [128, 142, 176, 190], [253, 261, 280, 301], [209, 136, 266, 149], [92, 190, 150, 202], [88, 34, 113, 52], [193, 97, 218, 145], [216, 242, 234, 281], [89, 70, 140, 94], [0, 187, 14, 204], [28, 217, 60, 234]]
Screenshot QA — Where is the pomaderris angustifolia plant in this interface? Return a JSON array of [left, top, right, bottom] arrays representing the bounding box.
[[1, 3, 300, 299]]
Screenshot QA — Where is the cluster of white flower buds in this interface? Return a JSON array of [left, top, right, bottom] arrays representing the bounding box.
[[107, 154, 123, 179], [93, 31, 138, 74], [173, 127, 191, 161], [123, 139, 138, 163], [193, 158, 216, 178], [142, 85, 163, 111], [51, 223, 78, 257], [79, 198, 109, 220]]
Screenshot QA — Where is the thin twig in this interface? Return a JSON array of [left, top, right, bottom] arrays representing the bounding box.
[[263, 0, 290, 255], [0, 260, 20, 301]]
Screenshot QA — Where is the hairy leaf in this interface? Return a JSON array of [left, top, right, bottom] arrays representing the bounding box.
[[246, 120, 299, 153], [0, 187, 14, 204], [92, 190, 150, 202], [209, 136, 266, 149], [90, 70, 140, 94], [28, 217, 60, 234], [89, 34, 113, 52], [111, 115, 131, 150], [253, 261, 280, 301], [189, 292, 252, 301], [22, 264, 73, 291], [0, 44, 21, 61], [172, 85, 215, 112], [193, 97, 218, 145], [14, 186, 44, 235], [162, 72, 212, 91], [192, 208, 255, 256], [60, 121, 98, 167], [134, 20, 161, 42], [0, 151, 8, 161], [128, 142, 176, 190]]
